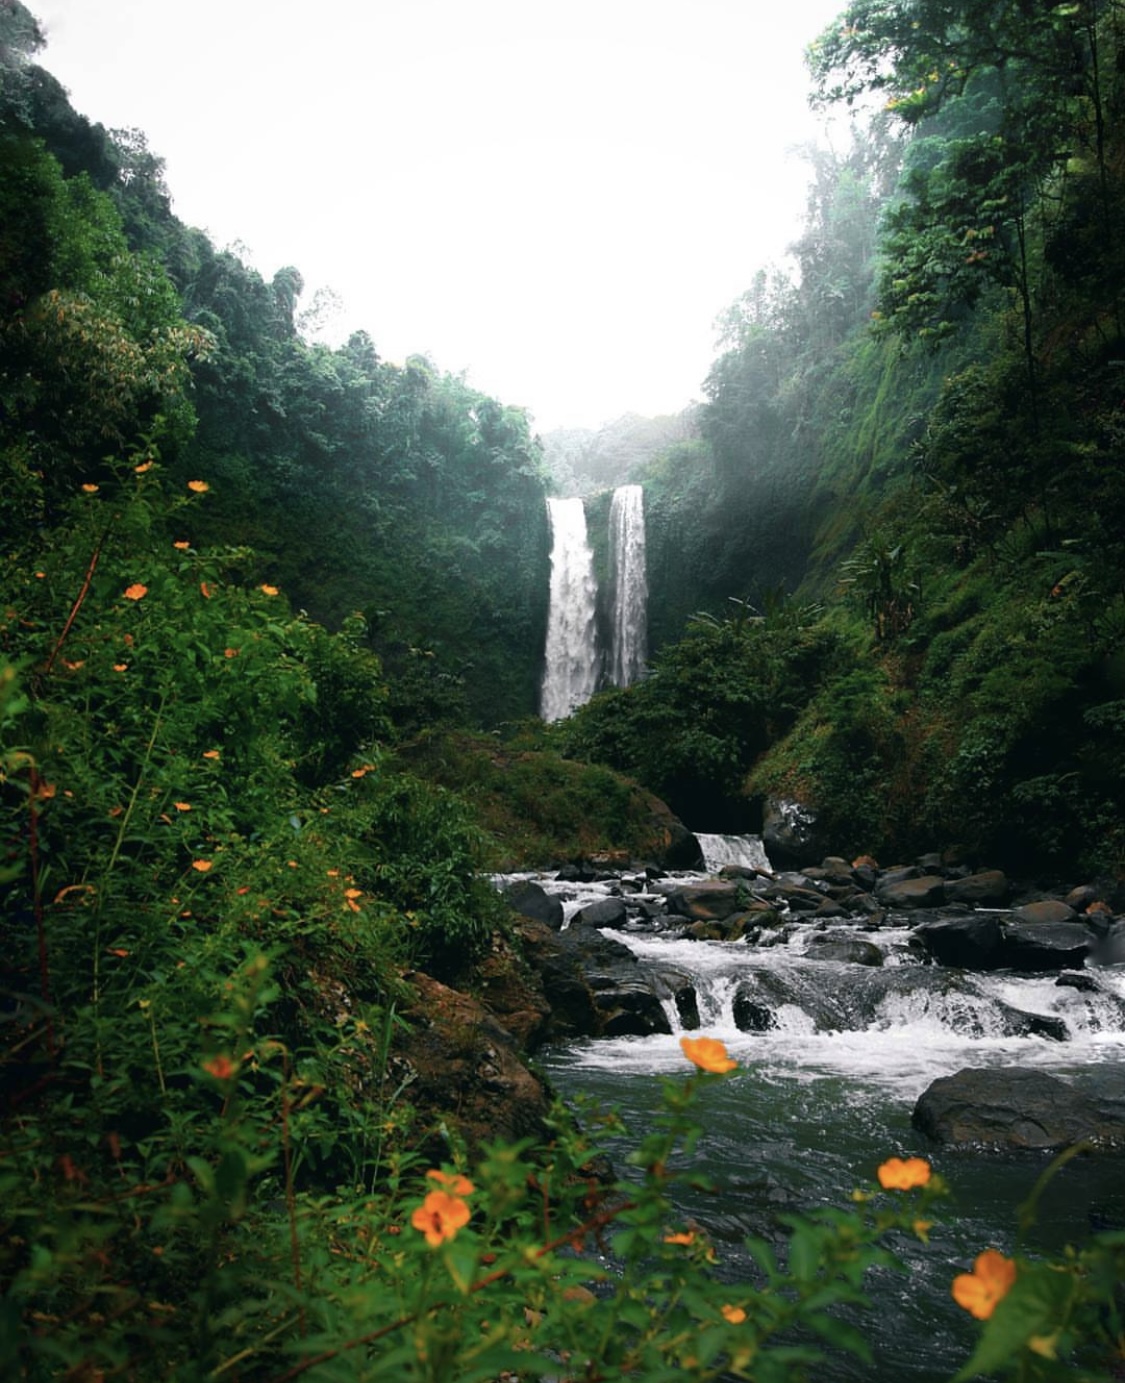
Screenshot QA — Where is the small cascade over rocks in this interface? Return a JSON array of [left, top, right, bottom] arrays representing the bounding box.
[[608, 483, 648, 688], [540, 497, 599, 722], [495, 847, 1125, 1137], [696, 832, 773, 874], [539, 485, 649, 719]]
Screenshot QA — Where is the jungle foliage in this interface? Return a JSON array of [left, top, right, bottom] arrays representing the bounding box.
[[565, 0, 1125, 877]]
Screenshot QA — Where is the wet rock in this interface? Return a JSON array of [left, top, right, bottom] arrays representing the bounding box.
[[503, 878, 564, 929], [664, 880, 743, 921], [511, 918, 604, 1038], [912, 1067, 1125, 1150], [653, 970, 699, 1030], [805, 935, 884, 967], [593, 979, 672, 1037], [762, 797, 820, 868], [1064, 884, 1100, 912], [733, 985, 777, 1033], [573, 896, 629, 929], [913, 915, 1005, 969], [684, 912, 757, 942], [999, 922, 1093, 972], [1012, 899, 1078, 925], [944, 870, 1009, 906], [876, 873, 947, 908], [1056, 970, 1099, 993]]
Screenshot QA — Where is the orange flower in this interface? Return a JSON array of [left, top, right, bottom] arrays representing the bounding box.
[[191, 859, 213, 873], [680, 1035, 737, 1074], [663, 1231, 696, 1246], [173, 541, 190, 550], [721, 1304, 747, 1325], [200, 582, 213, 599], [224, 647, 239, 658], [173, 801, 192, 812], [952, 1249, 1017, 1320], [187, 480, 209, 493], [202, 749, 221, 760], [113, 663, 128, 673], [123, 583, 148, 601], [202, 1054, 236, 1080], [426, 1169, 475, 1197], [134, 460, 154, 473], [877, 1156, 932, 1191], [81, 483, 99, 493], [260, 584, 279, 596], [411, 1189, 471, 1247]]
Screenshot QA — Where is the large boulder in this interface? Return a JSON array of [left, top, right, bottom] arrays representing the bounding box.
[[804, 935, 884, 967], [762, 797, 820, 869], [1012, 899, 1078, 925], [913, 915, 1005, 969], [876, 873, 947, 908], [912, 1067, 1125, 1150], [664, 880, 743, 921], [944, 870, 1009, 906], [395, 973, 553, 1154], [503, 878, 564, 929], [998, 922, 1093, 972], [572, 896, 629, 929]]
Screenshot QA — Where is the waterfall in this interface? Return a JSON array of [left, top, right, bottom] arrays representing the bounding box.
[[608, 484, 648, 688], [696, 833, 773, 873], [540, 497, 600, 722]]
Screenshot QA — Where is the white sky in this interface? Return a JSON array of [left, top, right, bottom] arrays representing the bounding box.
[[33, 0, 846, 432]]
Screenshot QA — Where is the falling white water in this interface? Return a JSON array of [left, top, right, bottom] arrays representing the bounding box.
[[696, 833, 773, 873], [608, 484, 648, 688], [540, 497, 600, 721]]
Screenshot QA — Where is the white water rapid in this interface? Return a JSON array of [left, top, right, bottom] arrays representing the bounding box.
[[540, 496, 600, 722], [608, 483, 648, 688]]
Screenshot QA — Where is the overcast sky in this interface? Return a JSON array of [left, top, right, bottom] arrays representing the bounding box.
[[33, 0, 846, 432]]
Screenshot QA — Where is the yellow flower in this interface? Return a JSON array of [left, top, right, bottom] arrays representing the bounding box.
[[952, 1249, 1016, 1320], [721, 1304, 747, 1325], [411, 1189, 471, 1247], [877, 1156, 932, 1191], [260, 584, 279, 596], [680, 1035, 737, 1074], [123, 583, 148, 601], [187, 480, 209, 493], [191, 859, 213, 873], [426, 1168, 475, 1197]]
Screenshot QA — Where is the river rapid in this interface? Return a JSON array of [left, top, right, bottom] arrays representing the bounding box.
[[503, 845, 1125, 1381]]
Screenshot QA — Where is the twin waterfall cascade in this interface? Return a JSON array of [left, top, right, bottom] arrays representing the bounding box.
[[540, 486, 648, 722], [608, 484, 648, 689], [540, 497, 599, 723]]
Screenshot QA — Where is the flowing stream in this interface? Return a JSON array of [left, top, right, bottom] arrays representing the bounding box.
[[512, 844, 1125, 1380]]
